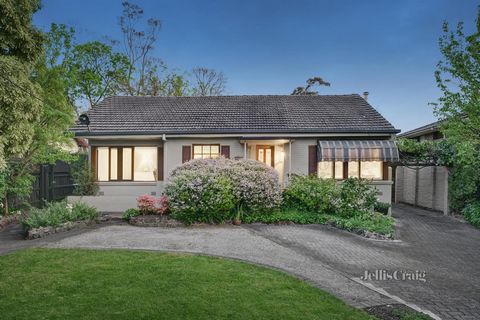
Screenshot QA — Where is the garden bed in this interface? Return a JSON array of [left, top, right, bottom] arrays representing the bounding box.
[[21, 201, 100, 240]]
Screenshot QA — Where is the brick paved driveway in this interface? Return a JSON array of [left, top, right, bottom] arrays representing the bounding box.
[[4, 204, 479, 319], [245, 204, 480, 320]]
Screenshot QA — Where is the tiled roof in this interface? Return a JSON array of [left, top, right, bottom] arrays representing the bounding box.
[[71, 95, 399, 136]]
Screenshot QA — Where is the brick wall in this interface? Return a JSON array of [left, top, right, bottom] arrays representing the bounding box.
[[395, 166, 449, 215]]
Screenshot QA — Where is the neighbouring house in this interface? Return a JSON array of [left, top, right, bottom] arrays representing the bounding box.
[[395, 120, 449, 215], [68, 94, 400, 212]]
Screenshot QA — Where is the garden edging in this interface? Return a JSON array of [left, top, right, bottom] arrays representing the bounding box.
[[27, 218, 107, 240]]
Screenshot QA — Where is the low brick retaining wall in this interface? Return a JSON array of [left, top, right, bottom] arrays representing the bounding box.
[[129, 215, 184, 228], [27, 219, 99, 240]]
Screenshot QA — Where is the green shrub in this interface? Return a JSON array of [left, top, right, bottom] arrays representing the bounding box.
[[71, 154, 99, 196], [122, 208, 141, 220], [282, 175, 338, 213], [166, 169, 235, 224], [22, 201, 97, 230], [462, 202, 480, 228], [166, 158, 281, 224], [374, 202, 391, 215], [337, 178, 378, 218], [242, 209, 394, 235]]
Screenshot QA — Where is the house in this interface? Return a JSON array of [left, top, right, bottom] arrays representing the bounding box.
[[395, 120, 449, 215], [69, 94, 400, 212], [397, 120, 444, 141]]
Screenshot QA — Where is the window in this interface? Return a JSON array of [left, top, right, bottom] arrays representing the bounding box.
[[317, 160, 384, 180], [110, 148, 118, 180], [318, 161, 333, 178], [193, 144, 220, 159], [95, 146, 158, 182], [122, 148, 132, 180], [348, 161, 359, 178], [134, 147, 157, 181], [360, 161, 383, 180], [97, 147, 109, 182], [334, 161, 343, 180]]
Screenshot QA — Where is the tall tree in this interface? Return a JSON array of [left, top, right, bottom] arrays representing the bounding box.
[[119, 1, 161, 96], [434, 10, 480, 210], [71, 41, 130, 108], [292, 77, 331, 95], [0, 0, 43, 63], [191, 67, 226, 96], [0, 0, 43, 170]]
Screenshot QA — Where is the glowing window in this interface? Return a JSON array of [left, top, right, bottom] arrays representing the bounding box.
[[134, 147, 157, 181], [360, 161, 383, 180], [97, 147, 109, 182], [317, 162, 333, 179]]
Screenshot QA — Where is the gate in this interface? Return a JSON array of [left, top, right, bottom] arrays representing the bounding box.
[[29, 161, 75, 207]]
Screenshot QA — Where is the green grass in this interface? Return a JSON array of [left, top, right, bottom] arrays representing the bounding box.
[[0, 248, 373, 320]]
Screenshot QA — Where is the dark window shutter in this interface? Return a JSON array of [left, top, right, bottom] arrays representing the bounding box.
[[182, 146, 192, 163], [158, 147, 164, 181], [383, 162, 389, 181], [220, 145, 230, 159], [308, 145, 318, 176], [91, 146, 97, 181]]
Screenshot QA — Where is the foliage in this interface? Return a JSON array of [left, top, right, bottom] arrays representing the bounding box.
[[0, 56, 42, 171], [462, 202, 480, 228], [396, 138, 455, 167], [137, 194, 169, 215], [0, 249, 373, 320], [283, 175, 378, 218], [166, 169, 235, 224], [374, 202, 391, 215], [0, 0, 43, 63], [166, 158, 282, 224], [292, 76, 331, 95], [432, 11, 480, 215], [21, 201, 97, 230], [282, 175, 338, 213], [122, 208, 141, 220], [71, 41, 130, 107], [242, 209, 394, 235], [118, 0, 161, 96], [337, 178, 378, 218], [71, 154, 98, 196], [0, 21, 77, 215]]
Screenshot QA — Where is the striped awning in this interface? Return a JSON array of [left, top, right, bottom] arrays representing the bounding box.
[[317, 140, 399, 162]]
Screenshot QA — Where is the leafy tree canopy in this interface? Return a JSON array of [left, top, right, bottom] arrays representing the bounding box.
[[0, 0, 43, 63]]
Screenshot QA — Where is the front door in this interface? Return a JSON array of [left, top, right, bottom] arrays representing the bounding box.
[[256, 145, 274, 167]]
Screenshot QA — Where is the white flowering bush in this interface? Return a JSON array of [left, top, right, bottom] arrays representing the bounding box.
[[166, 158, 282, 224]]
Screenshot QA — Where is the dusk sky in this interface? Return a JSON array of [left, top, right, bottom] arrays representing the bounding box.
[[33, 0, 478, 132]]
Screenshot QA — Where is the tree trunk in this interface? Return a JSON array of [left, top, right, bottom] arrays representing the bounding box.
[[3, 190, 8, 216]]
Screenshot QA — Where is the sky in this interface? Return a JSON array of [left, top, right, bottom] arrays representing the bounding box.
[[33, 0, 479, 132]]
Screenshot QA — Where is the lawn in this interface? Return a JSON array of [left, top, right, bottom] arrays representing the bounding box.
[[0, 249, 373, 320]]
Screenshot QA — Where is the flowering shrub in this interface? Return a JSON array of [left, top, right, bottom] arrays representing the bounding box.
[[166, 158, 282, 224], [283, 175, 338, 213], [283, 176, 379, 218], [136, 194, 169, 215]]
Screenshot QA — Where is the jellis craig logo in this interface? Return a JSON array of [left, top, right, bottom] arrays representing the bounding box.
[[360, 269, 427, 282]]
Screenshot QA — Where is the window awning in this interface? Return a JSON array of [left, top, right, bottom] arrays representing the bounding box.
[[317, 140, 399, 162]]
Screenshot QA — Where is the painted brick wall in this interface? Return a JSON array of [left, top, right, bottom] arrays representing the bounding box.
[[395, 166, 449, 214]]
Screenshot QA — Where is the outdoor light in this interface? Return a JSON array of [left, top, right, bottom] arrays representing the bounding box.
[[78, 114, 90, 125]]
